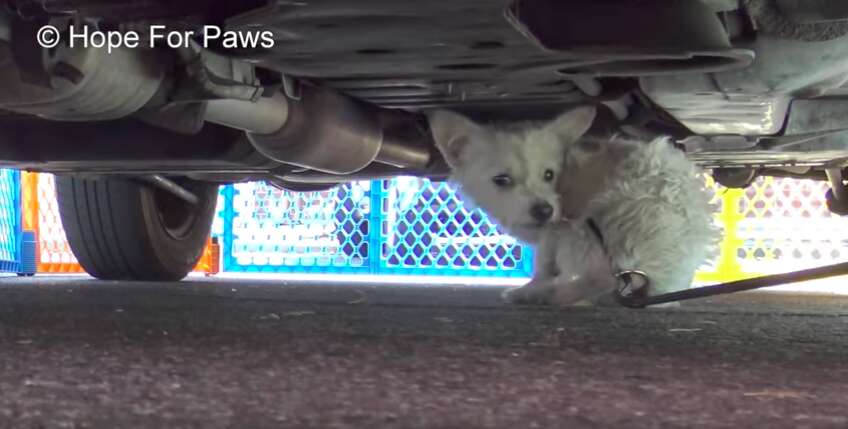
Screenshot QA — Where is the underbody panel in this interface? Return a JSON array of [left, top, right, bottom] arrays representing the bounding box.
[[3, 0, 848, 181]]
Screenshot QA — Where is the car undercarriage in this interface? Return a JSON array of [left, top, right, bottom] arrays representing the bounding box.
[[4, 0, 848, 279]]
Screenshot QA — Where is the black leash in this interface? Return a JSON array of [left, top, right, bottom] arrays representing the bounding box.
[[613, 261, 848, 308], [583, 217, 848, 309]]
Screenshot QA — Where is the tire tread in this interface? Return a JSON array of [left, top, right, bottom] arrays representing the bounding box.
[[55, 176, 215, 281]]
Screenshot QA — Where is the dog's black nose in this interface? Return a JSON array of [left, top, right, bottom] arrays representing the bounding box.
[[530, 202, 553, 223]]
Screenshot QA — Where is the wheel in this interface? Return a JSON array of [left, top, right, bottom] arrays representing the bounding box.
[[825, 188, 848, 216], [55, 175, 218, 281]]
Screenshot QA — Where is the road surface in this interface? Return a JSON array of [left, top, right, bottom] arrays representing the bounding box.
[[1, 276, 847, 428]]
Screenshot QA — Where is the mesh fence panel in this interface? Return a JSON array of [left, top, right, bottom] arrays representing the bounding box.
[[379, 178, 531, 276], [223, 181, 375, 273], [0, 169, 20, 273], [221, 179, 533, 276], [737, 177, 848, 274]]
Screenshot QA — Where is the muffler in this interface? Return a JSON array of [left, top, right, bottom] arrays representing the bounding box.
[[244, 85, 383, 174], [204, 84, 432, 174], [0, 33, 165, 121]]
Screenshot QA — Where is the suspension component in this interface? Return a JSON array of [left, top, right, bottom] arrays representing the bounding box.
[[825, 167, 848, 215]]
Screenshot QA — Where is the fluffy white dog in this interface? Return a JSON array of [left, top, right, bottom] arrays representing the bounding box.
[[428, 106, 718, 306]]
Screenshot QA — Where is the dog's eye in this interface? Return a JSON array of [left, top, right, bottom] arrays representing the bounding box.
[[544, 169, 555, 182], [492, 174, 513, 188]]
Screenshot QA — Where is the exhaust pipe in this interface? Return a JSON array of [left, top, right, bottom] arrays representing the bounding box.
[[204, 85, 432, 174], [0, 23, 431, 175]]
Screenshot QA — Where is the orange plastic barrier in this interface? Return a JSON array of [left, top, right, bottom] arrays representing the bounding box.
[[196, 237, 221, 276], [21, 172, 84, 273]]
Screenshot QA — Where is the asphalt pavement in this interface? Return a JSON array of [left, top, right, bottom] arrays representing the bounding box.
[[0, 276, 847, 428]]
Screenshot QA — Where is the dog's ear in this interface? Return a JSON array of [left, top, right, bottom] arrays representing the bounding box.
[[545, 105, 597, 143], [427, 109, 482, 168]]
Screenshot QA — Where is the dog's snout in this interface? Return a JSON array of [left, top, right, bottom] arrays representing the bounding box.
[[530, 202, 554, 223]]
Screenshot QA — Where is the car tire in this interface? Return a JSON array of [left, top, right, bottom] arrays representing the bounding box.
[[55, 175, 218, 281]]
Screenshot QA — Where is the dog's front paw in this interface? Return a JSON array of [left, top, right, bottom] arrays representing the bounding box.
[[502, 286, 552, 305]]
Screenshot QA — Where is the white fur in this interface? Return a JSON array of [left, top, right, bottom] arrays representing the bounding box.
[[428, 106, 719, 306]]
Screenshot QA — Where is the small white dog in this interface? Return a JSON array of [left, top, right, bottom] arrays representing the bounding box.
[[428, 106, 718, 306]]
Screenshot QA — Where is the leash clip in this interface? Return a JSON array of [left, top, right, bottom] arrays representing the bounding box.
[[613, 270, 650, 308]]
